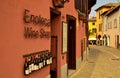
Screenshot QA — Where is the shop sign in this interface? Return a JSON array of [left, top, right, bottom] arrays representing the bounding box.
[[23, 50, 52, 76], [52, 0, 68, 8], [23, 9, 51, 39]]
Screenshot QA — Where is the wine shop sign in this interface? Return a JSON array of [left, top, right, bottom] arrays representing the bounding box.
[[23, 9, 51, 39]]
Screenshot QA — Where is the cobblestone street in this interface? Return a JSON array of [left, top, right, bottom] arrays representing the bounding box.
[[70, 45, 120, 78]]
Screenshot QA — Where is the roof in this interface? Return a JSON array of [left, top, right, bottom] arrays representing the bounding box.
[[88, 17, 96, 21], [100, 8, 112, 16], [101, 10, 109, 15], [95, 2, 119, 11], [105, 3, 120, 16]]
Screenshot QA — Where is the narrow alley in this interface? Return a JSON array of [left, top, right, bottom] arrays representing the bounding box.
[[70, 45, 120, 78]]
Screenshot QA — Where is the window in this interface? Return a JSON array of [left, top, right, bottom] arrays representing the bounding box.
[[92, 22, 95, 25], [107, 22, 109, 29], [105, 24, 107, 31], [92, 28, 96, 33], [99, 24, 100, 31], [75, 0, 86, 13], [119, 17, 120, 31], [114, 18, 117, 28], [119, 17, 120, 24], [81, 0, 85, 13], [110, 21, 112, 29], [99, 24, 102, 31], [108, 22, 112, 29]]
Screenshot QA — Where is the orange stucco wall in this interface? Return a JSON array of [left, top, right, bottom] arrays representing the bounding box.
[[0, 0, 51, 78], [60, 0, 84, 63], [0, 0, 87, 78]]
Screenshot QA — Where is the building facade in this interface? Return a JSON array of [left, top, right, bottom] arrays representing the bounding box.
[[0, 0, 96, 78], [95, 3, 118, 45], [102, 4, 120, 48], [88, 17, 97, 44]]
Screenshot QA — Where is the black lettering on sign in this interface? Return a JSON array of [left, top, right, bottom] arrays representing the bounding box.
[[24, 9, 30, 23], [23, 9, 50, 27], [40, 28, 51, 39], [24, 27, 39, 39], [24, 27, 51, 39]]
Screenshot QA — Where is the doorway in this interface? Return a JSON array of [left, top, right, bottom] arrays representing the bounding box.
[[116, 35, 119, 48], [107, 36, 110, 46], [81, 40, 84, 61], [50, 8, 61, 78], [50, 36, 57, 78], [67, 15, 76, 69]]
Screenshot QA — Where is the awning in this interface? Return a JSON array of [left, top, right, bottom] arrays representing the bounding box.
[[88, 38, 96, 40]]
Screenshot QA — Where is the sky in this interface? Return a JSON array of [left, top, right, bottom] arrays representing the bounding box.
[[89, 0, 118, 18]]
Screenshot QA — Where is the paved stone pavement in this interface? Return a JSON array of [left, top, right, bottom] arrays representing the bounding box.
[[69, 45, 120, 78]]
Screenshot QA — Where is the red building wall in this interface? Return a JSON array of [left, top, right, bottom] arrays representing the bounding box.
[[0, 0, 88, 78], [0, 0, 52, 78]]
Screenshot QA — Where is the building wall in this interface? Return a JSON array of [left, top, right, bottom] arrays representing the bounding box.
[[105, 8, 120, 48], [60, 1, 87, 77], [103, 16, 107, 34], [96, 7, 110, 38], [0, 0, 52, 78], [88, 20, 97, 39], [0, 0, 88, 78]]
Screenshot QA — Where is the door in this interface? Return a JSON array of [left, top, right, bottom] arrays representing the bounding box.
[[68, 20, 76, 69], [107, 36, 110, 46], [50, 36, 57, 78], [81, 40, 84, 61], [117, 35, 119, 48]]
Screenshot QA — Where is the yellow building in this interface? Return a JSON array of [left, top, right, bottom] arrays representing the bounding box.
[[88, 17, 97, 44], [95, 3, 118, 45]]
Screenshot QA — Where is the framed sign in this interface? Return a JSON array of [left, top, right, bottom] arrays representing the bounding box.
[[62, 22, 68, 53]]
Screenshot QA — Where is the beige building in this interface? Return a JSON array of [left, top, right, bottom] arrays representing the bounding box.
[[102, 4, 120, 48], [95, 3, 118, 45]]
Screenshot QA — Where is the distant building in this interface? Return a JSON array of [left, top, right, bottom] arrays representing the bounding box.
[[102, 3, 120, 48], [95, 2, 119, 45], [88, 17, 97, 45]]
